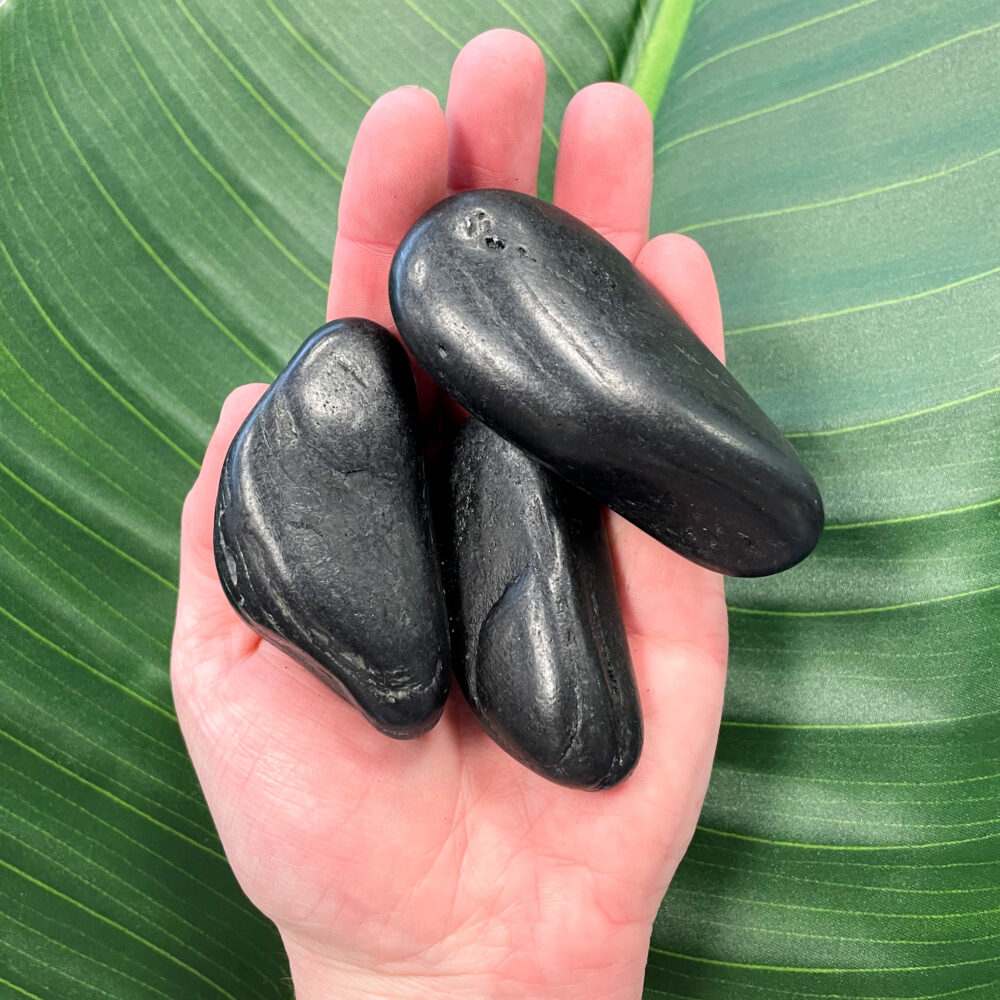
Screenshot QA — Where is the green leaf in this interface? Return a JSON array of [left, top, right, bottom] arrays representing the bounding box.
[[620, 0, 696, 113], [1, 1, 996, 999], [645, 0, 1000, 996], [0, 1, 632, 996]]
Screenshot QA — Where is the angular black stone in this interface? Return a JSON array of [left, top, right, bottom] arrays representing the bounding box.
[[214, 319, 450, 738], [389, 189, 824, 577], [440, 418, 642, 790]]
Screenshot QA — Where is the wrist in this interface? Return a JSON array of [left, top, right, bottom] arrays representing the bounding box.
[[283, 938, 483, 1000], [282, 926, 650, 1000]]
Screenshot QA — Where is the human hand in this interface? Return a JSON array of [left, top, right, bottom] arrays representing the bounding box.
[[171, 29, 728, 1000]]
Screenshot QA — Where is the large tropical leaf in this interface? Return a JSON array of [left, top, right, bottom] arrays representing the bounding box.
[[643, 1, 1000, 996], [0, 1, 996, 998]]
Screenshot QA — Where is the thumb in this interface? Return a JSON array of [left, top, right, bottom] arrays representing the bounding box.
[[171, 384, 268, 706]]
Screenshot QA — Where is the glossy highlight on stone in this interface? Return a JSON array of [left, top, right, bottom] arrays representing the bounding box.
[[214, 319, 450, 738], [439, 418, 642, 790], [389, 189, 824, 577]]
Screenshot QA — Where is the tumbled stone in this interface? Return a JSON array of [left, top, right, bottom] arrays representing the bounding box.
[[214, 319, 450, 738], [439, 418, 642, 790], [390, 189, 824, 577]]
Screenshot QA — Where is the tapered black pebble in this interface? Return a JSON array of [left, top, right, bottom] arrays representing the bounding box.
[[214, 319, 450, 738], [390, 189, 824, 577], [440, 418, 642, 790]]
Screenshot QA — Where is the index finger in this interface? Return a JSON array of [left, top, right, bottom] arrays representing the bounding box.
[[327, 87, 449, 329]]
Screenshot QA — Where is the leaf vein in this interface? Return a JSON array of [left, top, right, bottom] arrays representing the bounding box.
[[169, 0, 344, 182], [726, 265, 1000, 336], [0, 856, 243, 1000], [98, 0, 328, 290], [678, 146, 1000, 234], [0, 727, 228, 863], [677, 0, 881, 83], [727, 582, 1000, 617], [657, 21, 1000, 155]]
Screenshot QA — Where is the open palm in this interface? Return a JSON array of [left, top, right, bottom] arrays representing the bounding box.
[[171, 30, 729, 1000]]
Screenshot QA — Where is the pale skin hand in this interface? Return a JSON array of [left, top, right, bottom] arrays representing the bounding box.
[[171, 29, 729, 1000]]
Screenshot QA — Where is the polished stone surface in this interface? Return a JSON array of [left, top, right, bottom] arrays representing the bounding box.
[[214, 319, 450, 738], [440, 419, 642, 789], [390, 189, 824, 577]]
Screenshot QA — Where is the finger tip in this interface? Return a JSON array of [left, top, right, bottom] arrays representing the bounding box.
[[337, 85, 449, 250], [554, 84, 652, 259], [357, 87, 449, 174], [447, 28, 545, 119], [354, 85, 448, 168], [637, 234, 724, 361], [562, 84, 652, 163], [638, 233, 717, 290], [445, 29, 546, 194], [219, 383, 268, 426], [566, 81, 652, 132], [191, 383, 267, 508], [641, 231, 708, 259], [456, 28, 545, 77], [367, 84, 443, 122], [179, 385, 271, 623]]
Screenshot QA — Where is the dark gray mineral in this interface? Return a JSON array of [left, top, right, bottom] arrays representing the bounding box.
[[389, 189, 824, 577], [440, 418, 642, 789], [214, 319, 450, 738]]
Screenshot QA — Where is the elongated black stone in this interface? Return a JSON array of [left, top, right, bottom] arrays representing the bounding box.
[[440, 418, 641, 790], [390, 189, 824, 577], [214, 319, 450, 738]]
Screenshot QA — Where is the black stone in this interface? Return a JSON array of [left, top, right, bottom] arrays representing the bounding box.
[[440, 418, 642, 790], [214, 319, 450, 738], [389, 189, 824, 577]]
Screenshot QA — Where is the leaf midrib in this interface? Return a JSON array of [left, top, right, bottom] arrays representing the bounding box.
[[618, 0, 697, 114]]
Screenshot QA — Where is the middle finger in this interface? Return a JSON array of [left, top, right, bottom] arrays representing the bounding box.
[[445, 29, 546, 195]]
